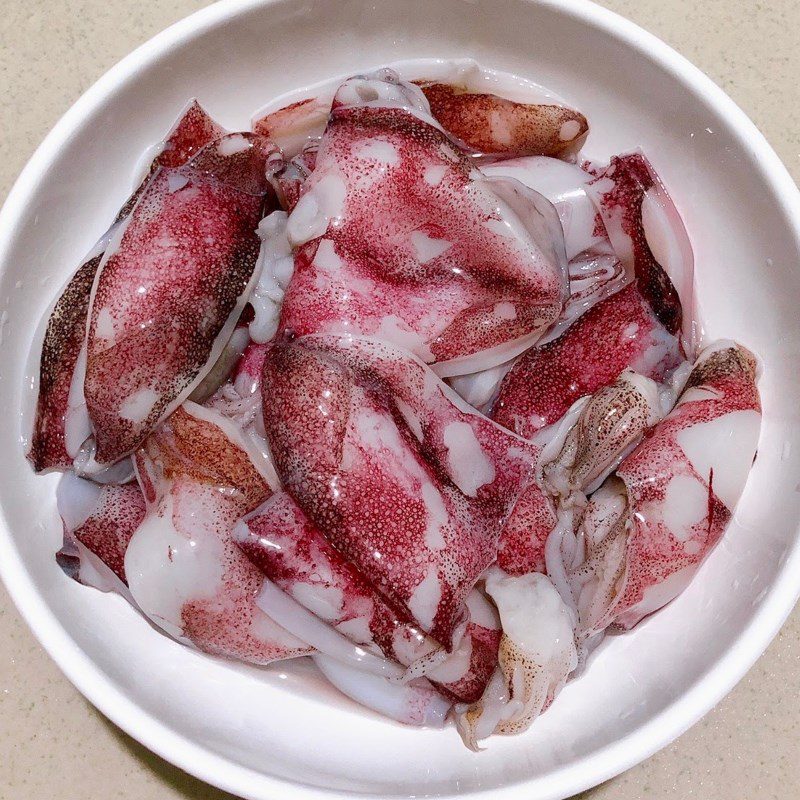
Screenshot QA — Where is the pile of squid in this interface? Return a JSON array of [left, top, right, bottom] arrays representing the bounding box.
[[28, 63, 762, 748]]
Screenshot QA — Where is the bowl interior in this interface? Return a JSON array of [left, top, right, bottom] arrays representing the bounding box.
[[1, 1, 799, 799]]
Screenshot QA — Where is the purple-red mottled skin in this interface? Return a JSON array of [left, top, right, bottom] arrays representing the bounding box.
[[496, 482, 556, 575], [451, 620, 502, 702], [587, 153, 683, 336], [141, 406, 271, 504], [238, 492, 406, 653], [278, 103, 564, 365], [66, 483, 146, 584], [419, 82, 589, 159], [136, 406, 311, 663], [237, 491, 500, 703], [239, 492, 500, 703], [493, 280, 680, 574], [116, 101, 226, 222], [260, 335, 536, 648], [29, 102, 225, 473], [85, 135, 278, 465], [492, 284, 682, 437], [29, 254, 102, 472], [492, 152, 686, 439], [610, 346, 760, 630], [445, 620, 502, 703], [233, 340, 270, 391], [157, 103, 226, 165]]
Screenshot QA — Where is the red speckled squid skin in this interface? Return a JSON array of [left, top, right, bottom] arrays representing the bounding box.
[[85, 134, 278, 466], [492, 283, 682, 437], [260, 334, 537, 648], [29, 253, 103, 472], [233, 340, 270, 393], [444, 615, 502, 703], [454, 617, 503, 703], [116, 100, 227, 222], [238, 491, 410, 652], [577, 345, 761, 634], [58, 481, 146, 585], [585, 152, 684, 337], [491, 151, 688, 438], [496, 482, 557, 576], [128, 405, 311, 664], [278, 96, 566, 371], [419, 83, 588, 159], [29, 102, 225, 473], [237, 491, 500, 702]]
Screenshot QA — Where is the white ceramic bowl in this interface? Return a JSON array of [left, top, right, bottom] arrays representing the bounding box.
[[1, 1, 799, 798]]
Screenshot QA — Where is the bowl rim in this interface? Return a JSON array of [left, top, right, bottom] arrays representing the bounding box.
[[1, 1, 799, 798]]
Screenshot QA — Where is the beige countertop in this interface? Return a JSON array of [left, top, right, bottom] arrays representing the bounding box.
[[1, 1, 798, 798]]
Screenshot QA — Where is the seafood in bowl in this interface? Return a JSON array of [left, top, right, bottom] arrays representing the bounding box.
[[27, 60, 761, 749]]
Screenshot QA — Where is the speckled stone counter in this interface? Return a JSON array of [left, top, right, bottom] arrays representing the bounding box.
[[1, 1, 798, 798]]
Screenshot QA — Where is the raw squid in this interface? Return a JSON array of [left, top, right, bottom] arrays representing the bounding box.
[[253, 98, 329, 159], [494, 181, 691, 574], [29, 246, 106, 473], [445, 155, 625, 411], [456, 568, 578, 748], [205, 340, 279, 486], [119, 100, 227, 220], [492, 331, 678, 585], [464, 150, 692, 425], [584, 152, 695, 352], [56, 473, 146, 595], [28, 101, 225, 473], [260, 333, 537, 647], [247, 211, 295, 345], [252, 63, 589, 163], [246, 573, 456, 726], [187, 320, 252, 405], [492, 283, 684, 438], [84, 132, 278, 466], [495, 484, 556, 576], [490, 154, 692, 574], [277, 68, 568, 376], [268, 141, 318, 212], [496, 368, 671, 577], [418, 82, 588, 159], [481, 156, 630, 341], [481, 157, 603, 261], [125, 403, 310, 664], [28, 60, 762, 748], [554, 342, 761, 638], [538, 369, 671, 502], [235, 490, 501, 702]]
